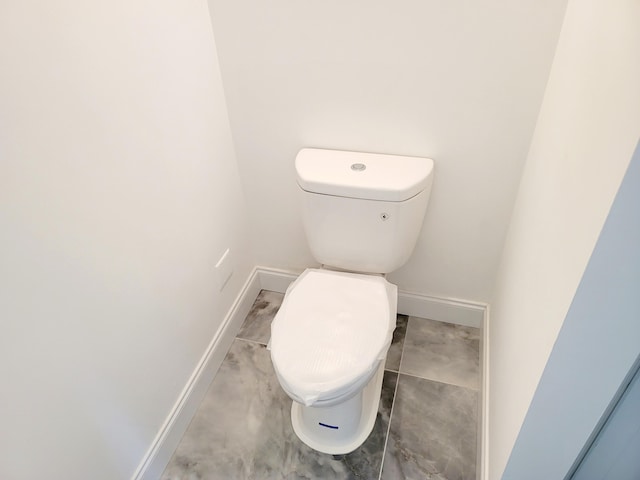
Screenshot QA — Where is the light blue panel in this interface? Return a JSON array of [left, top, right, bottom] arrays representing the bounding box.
[[572, 364, 640, 480], [501, 140, 640, 480]]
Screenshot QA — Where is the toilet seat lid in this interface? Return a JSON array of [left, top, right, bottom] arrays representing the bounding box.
[[270, 269, 397, 406]]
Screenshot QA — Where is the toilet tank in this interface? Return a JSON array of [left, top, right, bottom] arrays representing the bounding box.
[[295, 148, 434, 274]]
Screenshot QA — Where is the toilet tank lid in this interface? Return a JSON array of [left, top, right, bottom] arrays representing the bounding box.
[[295, 148, 434, 202]]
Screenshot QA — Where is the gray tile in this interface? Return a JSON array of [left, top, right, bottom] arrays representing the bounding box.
[[161, 339, 286, 480], [400, 317, 480, 390], [385, 314, 408, 372], [381, 375, 478, 480], [162, 338, 398, 480], [237, 290, 283, 345]]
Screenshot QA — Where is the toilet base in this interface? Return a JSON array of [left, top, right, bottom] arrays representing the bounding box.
[[290, 360, 385, 455]]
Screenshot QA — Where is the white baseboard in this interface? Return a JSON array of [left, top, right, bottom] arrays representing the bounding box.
[[479, 305, 490, 480], [256, 266, 486, 328], [132, 267, 263, 480], [133, 265, 488, 480], [256, 266, 299, 293], [397, 291, 485, 328]]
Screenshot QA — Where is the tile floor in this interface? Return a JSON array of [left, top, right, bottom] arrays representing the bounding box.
[[162, 290, 480, 480]]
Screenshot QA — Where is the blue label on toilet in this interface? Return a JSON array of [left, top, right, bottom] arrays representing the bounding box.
[[318, 422, 339, 430]]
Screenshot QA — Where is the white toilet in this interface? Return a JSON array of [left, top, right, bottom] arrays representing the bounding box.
[[269, 148, 434, 454]]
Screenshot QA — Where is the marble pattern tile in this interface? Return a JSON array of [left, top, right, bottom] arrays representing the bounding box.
[[237, 290, 283, 345], [385, 314, 408, 372], [381, 375, 478, 480], [400, 317, 480, 390], [162, 338, 399, 480]]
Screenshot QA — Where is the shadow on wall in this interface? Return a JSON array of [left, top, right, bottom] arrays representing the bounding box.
[[502, 139, 640, 479]]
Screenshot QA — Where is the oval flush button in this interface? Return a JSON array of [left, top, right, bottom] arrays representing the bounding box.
[[351, 163, 366, 171]]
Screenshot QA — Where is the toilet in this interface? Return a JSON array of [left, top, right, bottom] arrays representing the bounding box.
[[269, 148, 434, 454]]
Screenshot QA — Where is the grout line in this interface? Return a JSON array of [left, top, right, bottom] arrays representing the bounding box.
[[394, 370, 481, 391], [378, 316, 408, 480], [235, 336, 268, 347], [378, 370, 400, 480]]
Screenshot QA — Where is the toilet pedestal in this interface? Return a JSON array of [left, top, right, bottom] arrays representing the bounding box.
[[290, 360, 385, 455]]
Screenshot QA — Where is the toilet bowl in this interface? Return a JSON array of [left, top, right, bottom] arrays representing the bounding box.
[[270, 148, 433, 454], [269, 268, 397, 454]]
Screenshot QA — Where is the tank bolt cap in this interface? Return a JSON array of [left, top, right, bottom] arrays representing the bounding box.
[[380, 213, 389, 221], [350, 163, 366, 171]]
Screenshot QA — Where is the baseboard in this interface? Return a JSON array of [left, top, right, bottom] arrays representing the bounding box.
[[397, 291, 485, 328], [256, 266, 300, 293], [255, 266, 486, 328], [132, 267, 263, 480], [479, 305, 490, 480]]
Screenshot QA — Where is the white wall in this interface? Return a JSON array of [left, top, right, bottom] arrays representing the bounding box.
[[0, 1, 252, 479], [487, 0, 640, 477], [207, 0, 568, 302], [501, 140, 640, 479]]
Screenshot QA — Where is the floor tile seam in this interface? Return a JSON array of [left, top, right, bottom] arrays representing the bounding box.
[[378, 370, 401, 480], [377, 326, 407, 480], [397, 315, 414, 375], [235, 336, 268, 347], [396, 370, 481, 392]]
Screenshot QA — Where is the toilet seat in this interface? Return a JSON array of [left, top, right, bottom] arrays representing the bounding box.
[[269, 268, 397, 407]]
